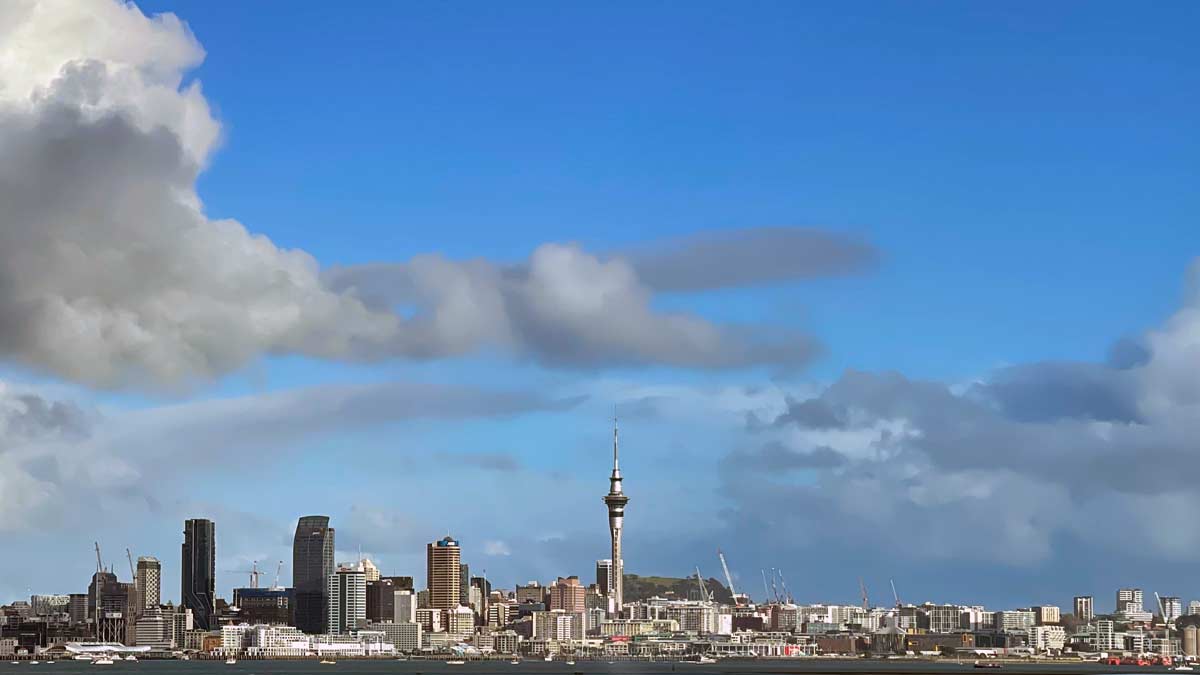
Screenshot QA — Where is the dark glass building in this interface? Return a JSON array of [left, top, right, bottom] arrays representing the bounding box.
[[293, 515, 334, 634], [232, 587, 293, 625], [181, 518, 216, 630]]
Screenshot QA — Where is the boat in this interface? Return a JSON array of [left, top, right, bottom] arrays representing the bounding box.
[[74, 656, 94, 661], [446, 660, 466, 665], [225, 658, 238, 665], [544, 655, 553, 662], [93, 658, 114, 666], [319, 660, 337, 665], [509, 660, 520, 665], [29, 662, 39, 665], [695, 656, 717, 664], [565, 661, 576, 666], [973, 662, 1002, 669], [125, 656, 138, 662], [1174, 667, 1194, 672]]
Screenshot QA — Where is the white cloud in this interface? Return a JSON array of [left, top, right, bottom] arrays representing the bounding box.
[[483, 540, 512, 556]]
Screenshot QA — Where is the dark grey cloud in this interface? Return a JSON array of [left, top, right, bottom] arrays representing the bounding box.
[[722, 441, 847, 472], [974, 361, 1143, 424], [772, 396, 848, 430], [626, 227, 878, 293], [0, 392, 89, 442]]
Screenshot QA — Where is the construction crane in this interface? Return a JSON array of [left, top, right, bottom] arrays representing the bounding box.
[[890, 578, 901, 609], [761, 570, 771, 605], [778, 569, 793, 604], [272, 561, 284, 590], [770, 568, 780, 603], [126, 548, 136, 581], [717, 549, 739, 604], [93, 542, 103, 640], [694, 567, 710, 602], [225, 561, 263, 589], [859, 578, 869, 611]]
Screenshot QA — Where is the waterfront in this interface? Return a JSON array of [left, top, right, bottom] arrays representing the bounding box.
[[0, 661, 1186, 675]]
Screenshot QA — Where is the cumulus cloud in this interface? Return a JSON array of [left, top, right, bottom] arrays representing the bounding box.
[[0, 1, 871, 389], [329, 243, 823, 370], [719, 259, 1200, 565]]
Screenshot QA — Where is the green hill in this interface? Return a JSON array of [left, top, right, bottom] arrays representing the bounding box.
[[623, 573, 733, 604]]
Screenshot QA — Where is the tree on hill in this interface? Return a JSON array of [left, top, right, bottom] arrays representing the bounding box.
[[622, 573, 734, 604]]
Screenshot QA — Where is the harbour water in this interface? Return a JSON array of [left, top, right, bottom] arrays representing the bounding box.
[[0, 660, 1178, 675]]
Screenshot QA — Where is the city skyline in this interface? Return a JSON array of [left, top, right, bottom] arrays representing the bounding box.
[[1, 0, 1198, 616]]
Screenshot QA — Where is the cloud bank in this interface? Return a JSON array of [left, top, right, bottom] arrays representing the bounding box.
[[0, 0, 872, 389], [721, 261, 1200, 566]]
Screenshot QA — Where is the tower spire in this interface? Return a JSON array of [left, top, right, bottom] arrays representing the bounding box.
[[612, 416, 620, 474]]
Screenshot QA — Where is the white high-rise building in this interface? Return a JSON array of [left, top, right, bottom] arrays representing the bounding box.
[[1074, 596, 1094, 622], [1161, 596, 1183, 621], [394, 590, 417, 623], [327, 564, 366, 634]]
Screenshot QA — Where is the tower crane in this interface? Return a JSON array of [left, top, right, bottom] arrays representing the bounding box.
[[859, 578, 869, 611], [126, 548, 136, 580], [778, 569, 793, 604], [890, 578, 901, 609], [770, 568, 780, 603], [272, 561, 284, 590], [695, 567, 710, 602], [717, 549, 739, 605], [225, 561, 263, 588], [761, 570, 770, 605]]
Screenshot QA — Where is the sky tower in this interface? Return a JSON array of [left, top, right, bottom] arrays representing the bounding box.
[[603, 418, 629, 614]]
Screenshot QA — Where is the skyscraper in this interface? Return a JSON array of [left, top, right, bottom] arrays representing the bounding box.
[[550, 576, 587, 612], [327, 564, 366, 634], [427, 536, 461, 610], [595, 559, 613, 596], [136, 556, 161, 610], [293, 515, 335, 634], [459, 563, 470, 606], [181, 518, 216, 630], [602, 419, 629, 613], [1074, 596, 1094, 622]]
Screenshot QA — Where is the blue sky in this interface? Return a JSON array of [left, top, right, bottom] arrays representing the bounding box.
[[0, 0, 1197, 613]]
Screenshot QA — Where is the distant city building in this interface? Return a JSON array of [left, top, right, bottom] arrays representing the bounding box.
[[1034, 605, 1061, 625], [426, 536, 461, 610], [1074, 596, 1094, 622], [1162, 596, 1183, 621], [233, 587, 292, 625], [1188, 600, 1200, 616], [596, 559, 614, 597], [361, 559, 381, 583], [181, 518, 216, 631], [68, 593, 89, 625], [29, 594, 69, 617], [446, 604, 474, 636], [459, 563, 470, 606], [293, 515, 335, 634], [415, 607, 443, 633], [364, 621, 421, 652], [550, 576, 587, 613], [136, 556, 161, 610], [516, 582, 548, 606], [327, 564, 366, 634], [394, 589, 417, 623], [366, 578, 397, 623], [1117, 588, 1144, 614]]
